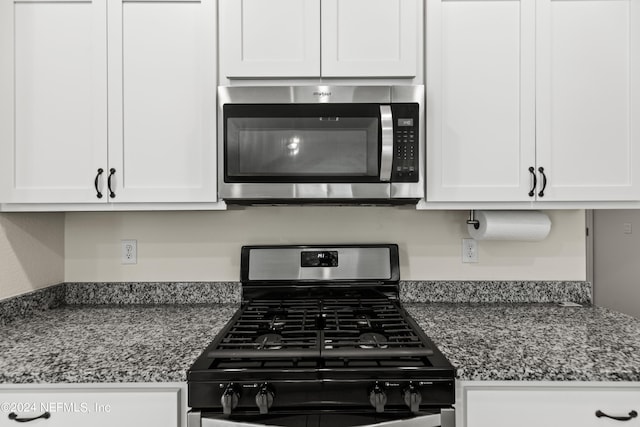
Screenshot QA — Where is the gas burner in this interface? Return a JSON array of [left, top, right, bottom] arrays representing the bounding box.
[[358, 332, 388, 349], [255, 333, 283, 350]]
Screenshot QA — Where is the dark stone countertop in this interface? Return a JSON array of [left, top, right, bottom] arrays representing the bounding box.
[[404, 303, 640, 381], [0, 304, 236, 384], [2, 302, 640, 384]]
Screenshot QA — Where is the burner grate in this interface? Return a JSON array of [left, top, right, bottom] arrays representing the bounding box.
[[207, 296, 433, 360]]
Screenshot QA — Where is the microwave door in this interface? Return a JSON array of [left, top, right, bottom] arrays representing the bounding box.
[[379, 105, 393, 182], [224, 105, 381, 183]]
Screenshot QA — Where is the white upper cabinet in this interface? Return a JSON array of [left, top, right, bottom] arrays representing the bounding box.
[[427, 0, 640, 203], [321, 0, 418, 77], [0, 0, 108, 204], [426, 0, 536, 202], [219, 0, 320, 78], [535, 0, 640, 201], [107, 0, 217, 203], [218, 0, 419, 79], [0, 0, 217, 207]]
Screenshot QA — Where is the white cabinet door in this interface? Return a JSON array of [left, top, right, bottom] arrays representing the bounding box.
[[321, 0, 419, 77], [426, 0, 536, 202], [107, 0, 217, 203], [465, 387, 640, 427], [0, 0, 108, 204], [218, 0, 320, 78], [0, 388, 179, 427], [535, 0, 640, 201]]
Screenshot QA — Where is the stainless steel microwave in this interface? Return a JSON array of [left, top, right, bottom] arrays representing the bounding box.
[[218, 85, 424, 204]]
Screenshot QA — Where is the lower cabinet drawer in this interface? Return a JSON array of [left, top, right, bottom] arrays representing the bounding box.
[[0, 388, 180, 427], [465, 387, 640, 427]]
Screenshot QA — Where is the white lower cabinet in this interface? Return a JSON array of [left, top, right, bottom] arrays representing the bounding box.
[[460, 381, 640, 427], [0, 385, 183, 427]]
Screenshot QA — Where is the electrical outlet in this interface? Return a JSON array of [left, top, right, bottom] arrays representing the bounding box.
[[121, 239, 137, 264], [462, 238, 478, 263]]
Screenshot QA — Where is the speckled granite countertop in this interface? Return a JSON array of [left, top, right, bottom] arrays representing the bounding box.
[[4, 281, 639, 384], [404, 303, 640, 382], [0, 304, 237, 383]]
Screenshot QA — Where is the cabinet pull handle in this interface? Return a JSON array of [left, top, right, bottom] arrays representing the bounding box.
[[595, 410, 638, 421], [538, 167, 547, 197], [94, 168, 104, 199], [528, 166, 537, 197], [107, 168, 116, 198], [8, 412, 51, 423]]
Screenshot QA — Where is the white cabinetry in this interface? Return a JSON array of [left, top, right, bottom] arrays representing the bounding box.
[[425, 0, 535, 202], [0, 0, 218, 208], [0, 0, 107, 204], [535, 0, 640, 201], [219, 0, 320, 78], [0, 386, 182, 427], [107, 0, 216, 203], [460, 382, 640, 427], [426, 0, 640, 203], [218, 0, 419, 79]]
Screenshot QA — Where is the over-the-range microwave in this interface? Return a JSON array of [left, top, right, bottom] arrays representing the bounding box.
[[218, 85, 424, 204]]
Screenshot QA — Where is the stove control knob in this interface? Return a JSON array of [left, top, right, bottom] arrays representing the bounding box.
[[369, 383, 387, 413], [255, 383, 274, 414], [403, 383, 422, 413], [221, 383, 240, 415]]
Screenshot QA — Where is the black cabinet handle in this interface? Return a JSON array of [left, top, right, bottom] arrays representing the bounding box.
[[538, 166, 547, 197], [528, 166, 537, 197], [596, 410, 638, 421], [107, 168, 116, 198], [94, 168, 104, 199], [8, 412, 51, 423]]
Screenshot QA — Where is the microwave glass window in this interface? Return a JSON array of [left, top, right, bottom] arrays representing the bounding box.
[[226, 117, 379, 178]]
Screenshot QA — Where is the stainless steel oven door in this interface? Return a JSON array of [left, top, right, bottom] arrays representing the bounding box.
[[217, 86, 424, 203], [188, 409, 455, 427]]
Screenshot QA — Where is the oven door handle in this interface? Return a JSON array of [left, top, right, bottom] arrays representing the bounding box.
[[379, 105, 393, 182]]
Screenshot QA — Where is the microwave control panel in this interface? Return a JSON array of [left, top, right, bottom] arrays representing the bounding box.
[[391, 104, 419, 182]]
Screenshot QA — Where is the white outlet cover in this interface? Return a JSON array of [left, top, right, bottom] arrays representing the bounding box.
[[121, 239, 137, 265], [462, 238, 478, 263]]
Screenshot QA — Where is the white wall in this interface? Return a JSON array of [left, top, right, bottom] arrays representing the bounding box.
[[593, 210, 640, 318], [0, 213, 65, 300], [65, 208, 586, 282]]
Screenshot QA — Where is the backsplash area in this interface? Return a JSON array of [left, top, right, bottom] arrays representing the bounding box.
[[0, 213, 64, 300], [0, 281, 592, 326], [65, 208, 586, 282]]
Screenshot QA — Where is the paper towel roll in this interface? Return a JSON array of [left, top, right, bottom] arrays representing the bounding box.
[[468, 210, 551, 241]]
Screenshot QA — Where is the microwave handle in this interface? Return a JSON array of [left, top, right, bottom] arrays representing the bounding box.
[[380, 105, 393, 182]]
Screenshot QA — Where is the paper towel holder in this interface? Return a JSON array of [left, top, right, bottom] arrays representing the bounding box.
[[466, 210, 480, 230]]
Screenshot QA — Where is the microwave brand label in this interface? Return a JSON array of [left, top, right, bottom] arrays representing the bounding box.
[[313, 91, 332, 97]]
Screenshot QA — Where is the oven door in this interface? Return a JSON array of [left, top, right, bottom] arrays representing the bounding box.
[[189, 410, 455, 427], [221, 103, 393, 201]]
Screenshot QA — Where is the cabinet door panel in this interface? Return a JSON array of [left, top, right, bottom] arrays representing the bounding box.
[[0, 389, 179, 427], [2, 0, 107, 203], [322, 0, 418, 77], [536, 0, 640, 201], [466, 388, 640, 427], [107, 0, 216, 203], [219, 0, 320, 78], [426, 0, 536, 201]]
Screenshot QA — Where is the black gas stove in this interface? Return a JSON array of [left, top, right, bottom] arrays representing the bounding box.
[[188, 245, 455, 427]]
